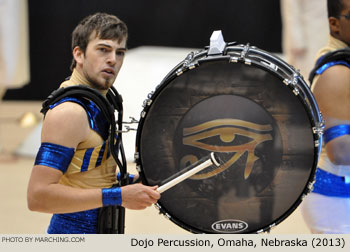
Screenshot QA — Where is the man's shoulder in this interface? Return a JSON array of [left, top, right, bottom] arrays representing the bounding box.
[[316, 65, 349, 88], [41, 101, 90, 146], [44, 101, 89, 130], [320, 64, 350, 82], [313, 64, 350, 103], [48, 100, 88, 115]]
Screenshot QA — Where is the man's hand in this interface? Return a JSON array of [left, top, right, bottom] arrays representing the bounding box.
[[121, 184, 160, 210]]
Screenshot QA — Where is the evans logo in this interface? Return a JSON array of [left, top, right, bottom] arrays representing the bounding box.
[[211, 219, 248, 233]]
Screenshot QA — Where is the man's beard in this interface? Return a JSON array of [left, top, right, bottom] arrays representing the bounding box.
[[86, 74, 111, 91]]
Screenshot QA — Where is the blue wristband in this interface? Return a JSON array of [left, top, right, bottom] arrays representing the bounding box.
[[102, 187, 122, 206]]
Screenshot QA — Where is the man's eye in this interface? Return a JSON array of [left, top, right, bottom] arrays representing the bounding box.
[[99, 48, 107, 52], [116, 51, 125, 57]]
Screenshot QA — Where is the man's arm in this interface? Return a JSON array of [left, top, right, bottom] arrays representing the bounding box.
[[27, 102, 160, 213], [313, 65, 350, 165], [27, 165, 160, 213]]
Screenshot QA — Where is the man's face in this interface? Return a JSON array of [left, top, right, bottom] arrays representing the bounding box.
[[338, 0, 350, 46], [78, 35, 127, 90]]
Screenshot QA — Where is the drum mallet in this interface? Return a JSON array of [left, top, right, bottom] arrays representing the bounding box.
[[156, 152, 221, 193]]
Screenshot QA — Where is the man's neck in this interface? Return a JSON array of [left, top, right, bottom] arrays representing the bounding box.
[[60, 68, 108, 96]]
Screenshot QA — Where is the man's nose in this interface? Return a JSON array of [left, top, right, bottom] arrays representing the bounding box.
[[107, 53, 117, 65]]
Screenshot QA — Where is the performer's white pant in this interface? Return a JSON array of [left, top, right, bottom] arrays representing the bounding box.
[[301, 192, 350, 234]]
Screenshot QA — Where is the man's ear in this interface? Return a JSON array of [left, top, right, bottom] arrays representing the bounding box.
[[329, 17, 340, 36], [72, 46, 84, 66]]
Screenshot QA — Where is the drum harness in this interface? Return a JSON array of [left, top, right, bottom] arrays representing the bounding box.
[[41, 83, 131, 234]]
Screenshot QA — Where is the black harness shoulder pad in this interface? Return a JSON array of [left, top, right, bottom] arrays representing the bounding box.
[[40, 85, 122, 124], [309, 48, 350, 85]]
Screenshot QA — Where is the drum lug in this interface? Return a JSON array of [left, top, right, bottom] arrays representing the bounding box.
[[307, 180, 315, 192], [147, 91, 154, 99], [183, 52, 194, 66], [269, 223, 276, 231], [239, 43, 251, 64], [292, 74, 300, 95], [313, 121, 325, 148], [154, 204, 172, 220], [164, 212, 171, 220], [256, 225, 273, 234], [302, 181, 315, 200], [293, 87, 300, 96], [256, 229, 265, 234], [230, 56, 239, 63], [143, 98, 152, 107], [229, 44, 251, 65], [312, 128, 323, 136], [141, 111, 146, 118], [188, 63, 196, 70], [314, 140, 320, 147], [283, 78, 291, 86], [244, 59, 252, 65], [177, 51, 199, 76], [176, 68, 184, 76], [284, 73, 300, 96], [313, 121, 325, 136]]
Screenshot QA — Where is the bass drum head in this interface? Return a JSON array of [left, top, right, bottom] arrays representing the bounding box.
[[137, 58, 316, 233]]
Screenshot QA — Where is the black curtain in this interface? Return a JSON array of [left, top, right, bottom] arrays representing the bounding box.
[[4, 0, 282, 100]]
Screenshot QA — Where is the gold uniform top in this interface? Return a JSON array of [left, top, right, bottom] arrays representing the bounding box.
[[52, 69, 117, 189]]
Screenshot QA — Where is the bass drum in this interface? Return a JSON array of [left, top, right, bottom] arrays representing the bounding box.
[[135, 43, 323, 233]]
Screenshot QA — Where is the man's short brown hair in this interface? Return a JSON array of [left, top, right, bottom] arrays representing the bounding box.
[[70, 12, 128, 70]]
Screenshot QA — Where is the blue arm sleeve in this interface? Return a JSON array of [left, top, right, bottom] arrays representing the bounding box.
[[324, 124, 350, 144], [34, 142, 75, 173]]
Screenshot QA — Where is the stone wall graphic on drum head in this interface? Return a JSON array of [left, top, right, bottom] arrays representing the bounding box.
[[135, 41, 323, 233], [173, 95, 283, 233]]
